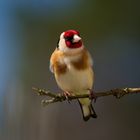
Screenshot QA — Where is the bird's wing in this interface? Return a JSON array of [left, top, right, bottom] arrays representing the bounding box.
[[49, 63, 54, 73], [49, 48, 64, 73], [85, 49, 93, 67], [49, 48, 57, 73]]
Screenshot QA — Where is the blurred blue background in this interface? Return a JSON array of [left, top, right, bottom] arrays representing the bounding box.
[[0, 0, 140, 140]]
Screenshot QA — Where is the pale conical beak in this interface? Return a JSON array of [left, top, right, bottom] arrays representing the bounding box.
[[73, 35, 81, 43]]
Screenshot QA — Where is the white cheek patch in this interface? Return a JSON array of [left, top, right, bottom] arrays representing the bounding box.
[[59, 32, 68, 52], [59, 38, 67, 50]]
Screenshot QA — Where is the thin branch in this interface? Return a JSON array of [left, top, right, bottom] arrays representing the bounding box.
[[32, 87, 140, 106]]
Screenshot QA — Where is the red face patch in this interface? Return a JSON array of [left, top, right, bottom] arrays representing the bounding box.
[[64, 30, 80, 37], [63, 30, 82, 49]]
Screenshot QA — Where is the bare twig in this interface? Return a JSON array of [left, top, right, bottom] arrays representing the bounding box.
[[32, 87, 140, 106]]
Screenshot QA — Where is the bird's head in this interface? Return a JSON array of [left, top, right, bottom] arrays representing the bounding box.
[[58, 30, 84, 53]]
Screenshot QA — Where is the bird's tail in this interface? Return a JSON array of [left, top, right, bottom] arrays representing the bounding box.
[[78, 98, 97, 121]]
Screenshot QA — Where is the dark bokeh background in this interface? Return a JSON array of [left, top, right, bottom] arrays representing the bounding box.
[[0, 1, 140, 140]]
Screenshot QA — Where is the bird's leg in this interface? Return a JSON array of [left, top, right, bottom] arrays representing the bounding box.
[[63, 91, 72, 103], [87, 89, 97, 103]]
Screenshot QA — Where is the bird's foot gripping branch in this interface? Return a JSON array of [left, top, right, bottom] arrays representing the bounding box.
[[32, 87, 140, 106]]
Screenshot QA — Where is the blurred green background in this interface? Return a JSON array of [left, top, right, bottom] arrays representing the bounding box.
[[0, 0, 140, 140]]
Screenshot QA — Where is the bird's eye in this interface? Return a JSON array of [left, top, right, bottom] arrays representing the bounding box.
[[64, 36, 73, 41]]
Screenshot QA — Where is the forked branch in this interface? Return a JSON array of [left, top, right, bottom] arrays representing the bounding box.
[[32, 87, 140, 106]]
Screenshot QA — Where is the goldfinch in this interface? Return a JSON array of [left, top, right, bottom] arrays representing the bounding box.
[[50, 30, 97, 121]]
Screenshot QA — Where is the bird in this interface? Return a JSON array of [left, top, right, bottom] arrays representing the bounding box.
[[50, 29, 97, 121]]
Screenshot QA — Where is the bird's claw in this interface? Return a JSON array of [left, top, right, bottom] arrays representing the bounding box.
[[63, 91, 71, 103], [88, 89, 97, 103]]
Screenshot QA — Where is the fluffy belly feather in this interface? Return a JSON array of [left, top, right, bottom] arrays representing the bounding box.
[[55, 66, 94, 93]]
